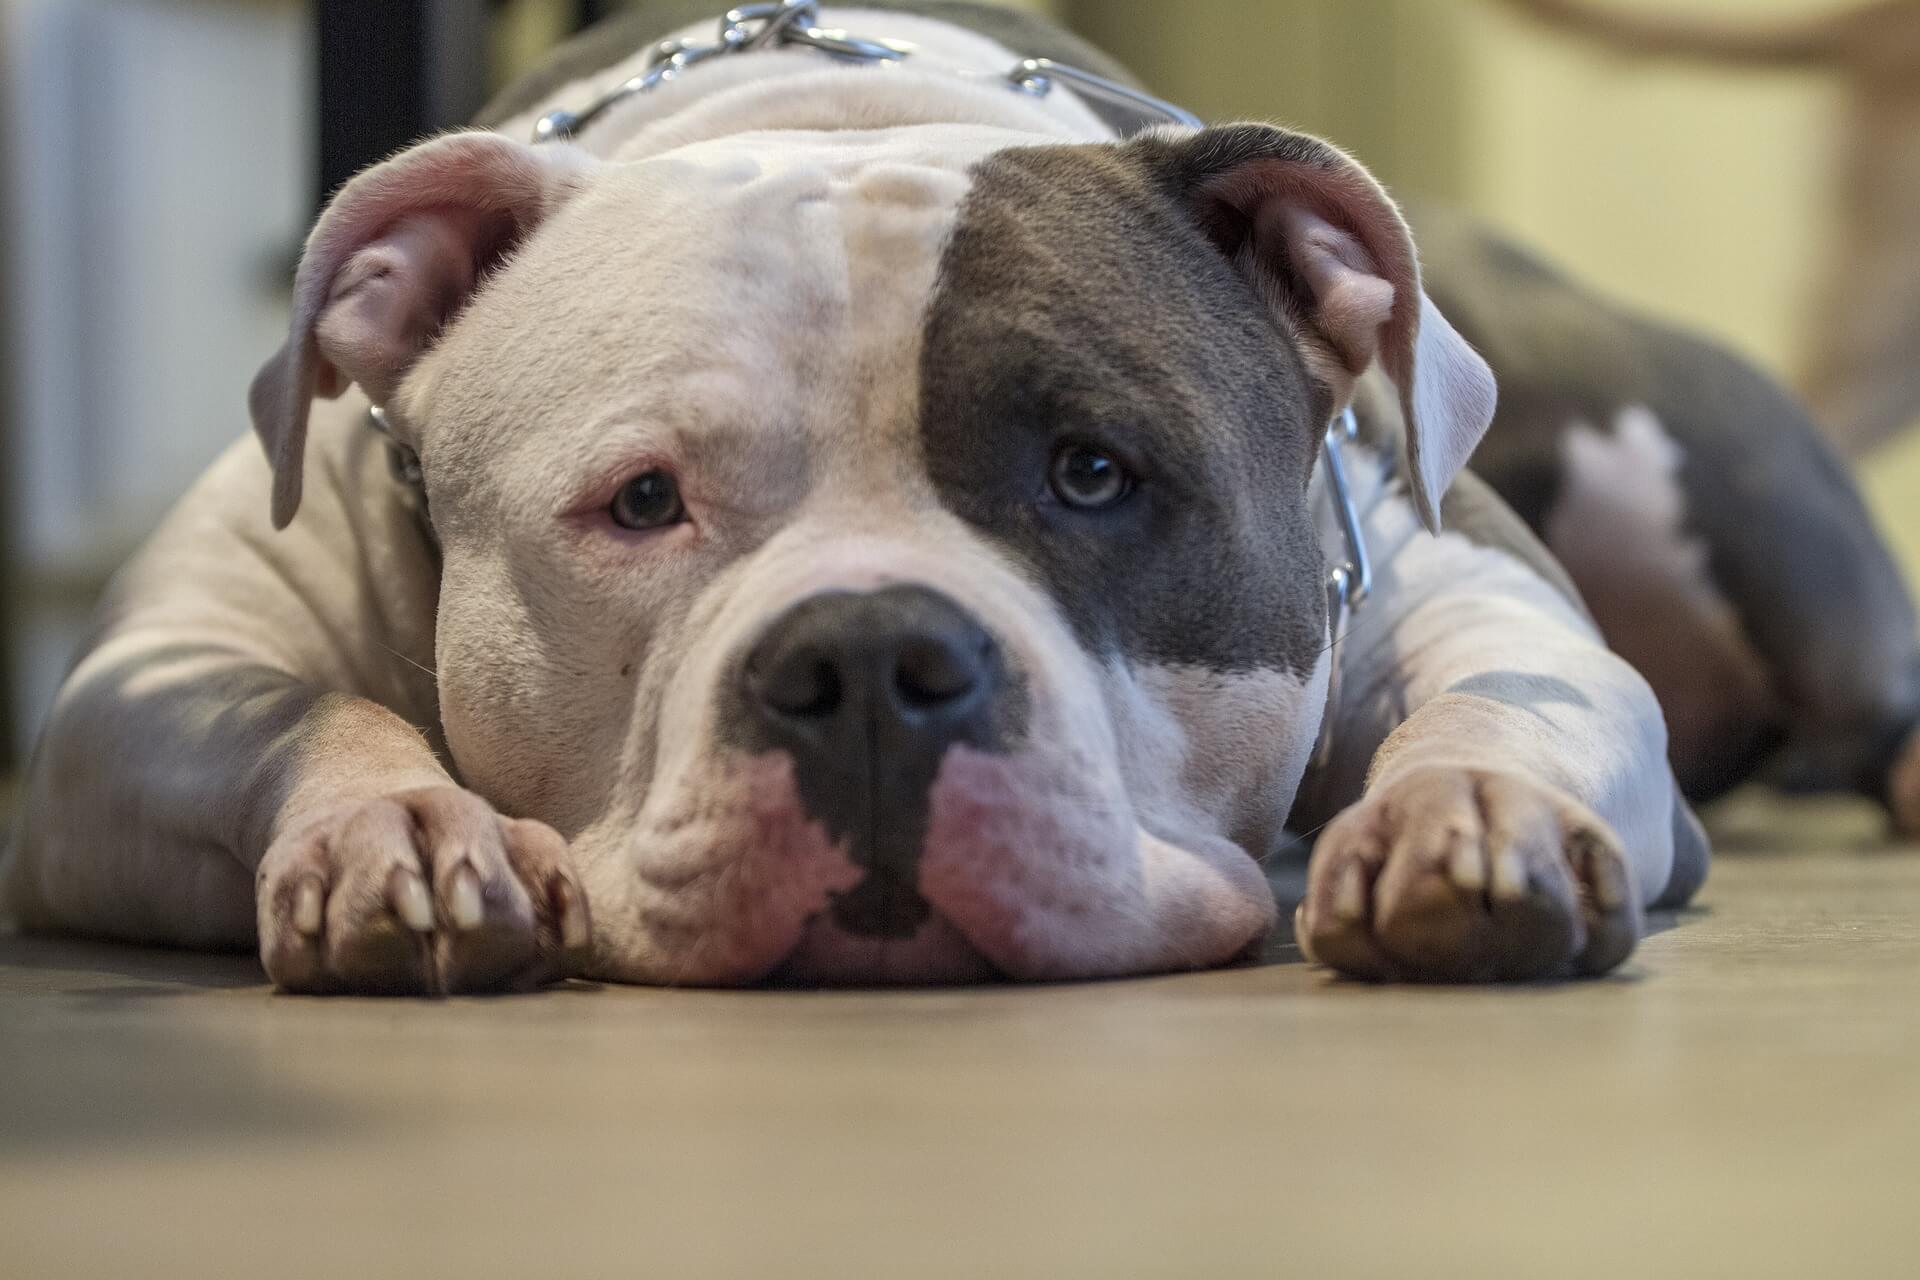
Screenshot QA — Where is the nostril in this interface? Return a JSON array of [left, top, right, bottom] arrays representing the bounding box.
[[743, 588, 1002, 732], [755, 649, 844, 720], [894, 635, 985, 709]]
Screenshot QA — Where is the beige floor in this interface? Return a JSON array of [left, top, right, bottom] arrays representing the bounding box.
[[2, 793, 1917, 1279]]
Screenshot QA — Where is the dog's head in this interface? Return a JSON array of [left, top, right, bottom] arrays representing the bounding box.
[[251, 122, 1493, 984]]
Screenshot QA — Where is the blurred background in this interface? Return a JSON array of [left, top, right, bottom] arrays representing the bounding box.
[[3, 0, 1917, 782]]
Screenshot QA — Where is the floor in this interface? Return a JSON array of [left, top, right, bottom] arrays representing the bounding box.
[[2, 792, 1917, 1279]]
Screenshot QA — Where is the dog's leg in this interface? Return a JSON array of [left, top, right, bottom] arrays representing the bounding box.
[[2, 417, 590, 993], [1296, 496, 1681, 982]]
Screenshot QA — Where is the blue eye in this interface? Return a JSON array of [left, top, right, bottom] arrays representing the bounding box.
[[1048, 444, 1132, 509], [609, 470, 685, 530]]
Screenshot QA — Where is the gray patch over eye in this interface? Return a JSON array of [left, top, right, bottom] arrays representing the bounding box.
[[914, 142, 1327, 679]]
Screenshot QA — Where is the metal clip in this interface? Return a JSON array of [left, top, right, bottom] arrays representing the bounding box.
[[1003, 58, 1203, 129], [367, 404, 424, 491], [1311, 408, 1371, 770], [726, 0, 813, 50]]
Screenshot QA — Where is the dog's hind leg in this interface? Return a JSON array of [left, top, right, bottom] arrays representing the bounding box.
[[1544, 390, 1920, 839]]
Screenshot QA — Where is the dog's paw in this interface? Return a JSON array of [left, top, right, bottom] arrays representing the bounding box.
[[1887, 725, 1920, 841], [256, 786, 591, 995], [1295, 767, 1641, 982]]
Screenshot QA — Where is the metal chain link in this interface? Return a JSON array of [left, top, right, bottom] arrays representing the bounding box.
[[531, 0, 1198, 144], [1313, 409, 1374, 770]]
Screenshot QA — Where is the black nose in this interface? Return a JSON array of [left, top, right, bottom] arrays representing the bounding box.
[[739, 585, 1006, 938], [747, 585, 997, 732]]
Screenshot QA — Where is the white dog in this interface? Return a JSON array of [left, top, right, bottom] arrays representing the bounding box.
[[3, 2, 1704, 992]]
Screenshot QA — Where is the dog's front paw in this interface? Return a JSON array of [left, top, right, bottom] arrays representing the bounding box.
[[1296, 767, 1641, 982], [256, 787, 591, 994]]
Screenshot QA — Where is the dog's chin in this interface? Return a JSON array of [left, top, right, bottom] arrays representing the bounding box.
[[766, 911, 1002, 986]]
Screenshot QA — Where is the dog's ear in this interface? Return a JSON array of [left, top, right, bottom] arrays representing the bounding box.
[[249, 132, 594, 529], [1137, 124, 1496, 533]]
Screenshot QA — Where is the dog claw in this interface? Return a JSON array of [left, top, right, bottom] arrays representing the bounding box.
[[1332, 860, 1367, 922], [448, 864, 485, 931], [556, 880, 590, 951], [1447, 837, 1484, 892], [390, 868, 436, 932], [1491, 848, 1528, 901], [1587, 851, 1628, 910], [292, 876, 325, 936]]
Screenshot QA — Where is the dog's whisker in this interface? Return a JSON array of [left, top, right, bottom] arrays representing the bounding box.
[[372, 640, 437, 680]]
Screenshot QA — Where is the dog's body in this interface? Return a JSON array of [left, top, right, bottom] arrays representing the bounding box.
[[3, 2, 1912, 991]]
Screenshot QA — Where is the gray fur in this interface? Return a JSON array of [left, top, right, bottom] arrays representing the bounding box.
[[918, 139, 1328, 677]]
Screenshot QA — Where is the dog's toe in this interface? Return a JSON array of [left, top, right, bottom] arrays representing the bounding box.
[[1566, 827, 1641, 976], [1296, 811, 1400, 981]]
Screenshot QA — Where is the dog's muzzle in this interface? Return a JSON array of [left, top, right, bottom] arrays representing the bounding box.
[[735, 584, 1009, 939]]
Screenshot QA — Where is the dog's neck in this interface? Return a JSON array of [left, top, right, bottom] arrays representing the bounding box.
[[490, 6, 1120, 160]]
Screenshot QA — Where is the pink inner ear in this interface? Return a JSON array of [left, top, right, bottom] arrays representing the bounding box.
[[313, 210, 495, 408], [1202, 158, 1423, 388], [1192, 145, 1495, 532], [1265, 204, 1397, 374]]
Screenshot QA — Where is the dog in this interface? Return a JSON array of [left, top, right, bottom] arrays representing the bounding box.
[[5, 1, 1912, 993]]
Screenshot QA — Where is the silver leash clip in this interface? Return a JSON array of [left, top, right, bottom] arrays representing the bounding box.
[[1312, 407, 1371, 770], [367, 404, 424, 491], [1002, 58, 1202, 129]]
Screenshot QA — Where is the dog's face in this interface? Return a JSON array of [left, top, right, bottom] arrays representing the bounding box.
[[251, 123, 1494, 984]]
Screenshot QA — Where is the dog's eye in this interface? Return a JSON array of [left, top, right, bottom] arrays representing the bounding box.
[[1048, 443, 1132, 510], [609, 470, 685, 530]]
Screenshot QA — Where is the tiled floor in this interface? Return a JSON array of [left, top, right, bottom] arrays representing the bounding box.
[[3, 792, 1916, 1277]]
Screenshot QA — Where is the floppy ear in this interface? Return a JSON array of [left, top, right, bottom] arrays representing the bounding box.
[[1137, 124, 1496, 533], [249, 132, 594, 528]]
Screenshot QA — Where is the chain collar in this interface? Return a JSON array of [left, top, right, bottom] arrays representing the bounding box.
[[1312, 408, 1372, 769], [367, 405, 432, 543], [528, 0, 1202, 144]]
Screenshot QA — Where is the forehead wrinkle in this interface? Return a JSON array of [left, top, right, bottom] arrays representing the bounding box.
[[425, 141, 992, 532], [807, 156, 972, 491], [416, 158, 860, 493]]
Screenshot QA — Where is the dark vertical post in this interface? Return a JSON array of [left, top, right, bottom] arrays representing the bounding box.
[[0, 45, 16, 779], [575, 0, 617, 31], [314, 0, 492, 208]]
